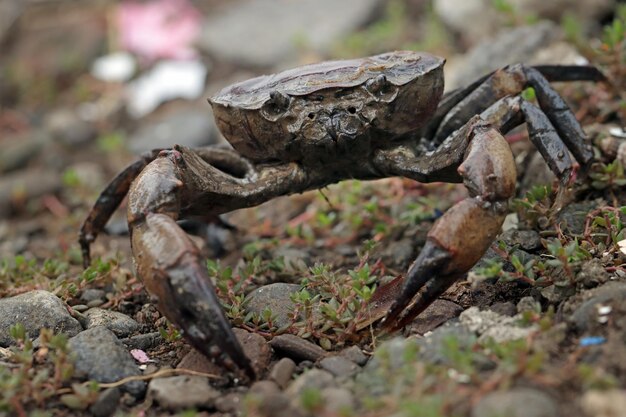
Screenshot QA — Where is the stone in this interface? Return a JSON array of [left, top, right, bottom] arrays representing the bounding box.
[[232, 328, 272, 376], [286, 368, 336, 397], [0, 290, 82, 347], [407, 299, 464, 335], [120, 332, 163, 351], [148, 375, 220, 410], [68, 326, 145, 397], [338, 345, 368, 366], [500, 229, 542, 252], [245, 283, 303, 328], [460, 307, 538, 343], [199, 0, 384, 67], [319, 355, 359, 378], [269, 357, 296, 388], [321, 387, 355, 414], [84, 308, 140, 337], [214, 392, 244, 413], [471, 387, 559, 417], [89, 387, 120, 417], [270, 334, 328, 362], [576, 258, 610, 288], [570, 282, 626, 333], [80, 288, 106, 304], [128, 109, 220, 154]]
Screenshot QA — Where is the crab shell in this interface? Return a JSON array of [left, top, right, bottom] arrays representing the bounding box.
[[209, 51, 445, 164]]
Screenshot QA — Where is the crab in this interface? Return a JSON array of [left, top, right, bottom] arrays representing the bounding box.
[[79, 51, 604, 379]]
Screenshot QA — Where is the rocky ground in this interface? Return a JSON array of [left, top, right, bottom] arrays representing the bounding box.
[[1, 0, 626, 416]]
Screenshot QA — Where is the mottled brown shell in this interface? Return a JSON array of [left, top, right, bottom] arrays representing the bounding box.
[[211, 51, 444, 110], [209, 51, 445, 164]]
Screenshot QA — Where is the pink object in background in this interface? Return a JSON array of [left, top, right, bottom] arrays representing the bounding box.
[[117, 0, 202, 61]]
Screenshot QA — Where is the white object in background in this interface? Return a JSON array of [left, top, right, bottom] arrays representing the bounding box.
[[126, 60, 207, 118], [91, 52, 136, 82]]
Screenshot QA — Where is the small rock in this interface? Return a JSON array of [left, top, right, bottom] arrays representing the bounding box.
[[269, 357, 296, 388], [81, 289, 106, 304], [0, 290, 82, 346], [89, 387, 120, 417], [120, 332, 163, 351], [472, 387, 559, 417], [252, 390, 300, 417], [489, 302, 517, 317], [321, 387, 355, 414], [199, 0, 384, 67], [319, 356, 359, 378], [148, 375, 220, 410], [129, 109, 219, 154], [460, 307, 538, 343], [407, 299, 464, 334], [71, 304, 89, 313], [84, 308, 140, 337], [232, 328, 272, 376], [500, 229, 542, 252], [517, 296, 542, 314], [69, 326, 145, 396], [570, 282, 626, 333], [581, 389, 626, 417], [250, 379, 281, 396], [286, 369, 336, 397], [339, 345, 369, 366], [214, 392, 244, 413], [576, 258, 609, 288], [177, 348, 221, 375], [270, 334, 328, 362], [245, 283, 302, 328], [557, 201, 600, 235]]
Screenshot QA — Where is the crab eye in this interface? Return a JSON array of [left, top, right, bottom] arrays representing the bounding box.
[[365, 74, 387, 94], [365, 74, 398, 103], [261, 90, 291, 121]]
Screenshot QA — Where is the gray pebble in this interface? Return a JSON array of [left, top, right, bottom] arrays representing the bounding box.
[[286, 368, 336, 397], [319, 355, 359, 378], [0, 290, 82, 346], [269, 357, 296, 388], [89, 387, 120, 417], [245, 283, 303, 328], [80, 288, 106, 304], [120, 332, 163, 351], [338, 345, 368, 366], [270, 334, 328, 362], [84, 308, 140, 337], [148, 375, 220, 410], [69, 326, 145, 397]]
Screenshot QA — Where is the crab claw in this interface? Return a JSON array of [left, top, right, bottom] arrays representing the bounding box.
[[383, 123, 516, 331], [127, 150, 256, 379]]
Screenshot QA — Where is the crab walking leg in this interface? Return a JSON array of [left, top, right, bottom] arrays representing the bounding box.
[[126, 150, 256, 379], [79, 149, 162, 267], [430, 64, 603, 165], [383, 121, 516, 331]]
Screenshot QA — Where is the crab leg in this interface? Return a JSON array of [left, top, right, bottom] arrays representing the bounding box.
[[79, 150, 162, 267], [428, 64, 604, 165], [383, 119, 516, 330]]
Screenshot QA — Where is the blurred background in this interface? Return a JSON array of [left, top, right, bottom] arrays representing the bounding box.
[[0, 0, 623, 260]]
